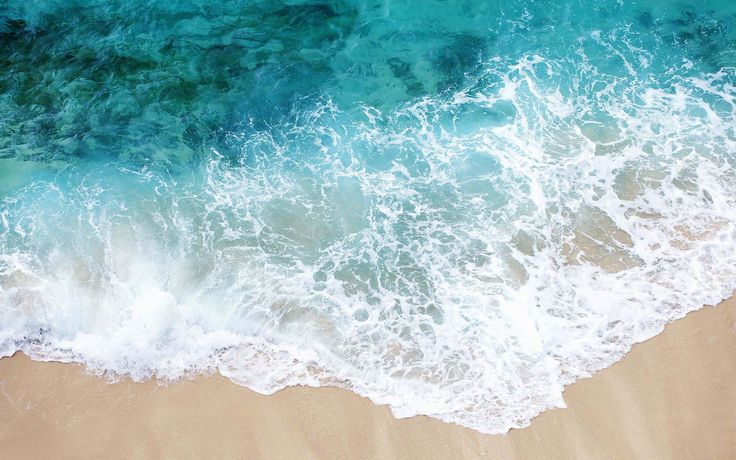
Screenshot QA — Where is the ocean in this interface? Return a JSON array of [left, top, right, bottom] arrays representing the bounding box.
[[1, 0, 735, 434]]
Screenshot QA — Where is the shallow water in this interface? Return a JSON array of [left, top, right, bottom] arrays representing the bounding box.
[[1, 0, 736, 433]]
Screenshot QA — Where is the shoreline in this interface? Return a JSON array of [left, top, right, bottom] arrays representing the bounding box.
[[1, 295, 735, 459]]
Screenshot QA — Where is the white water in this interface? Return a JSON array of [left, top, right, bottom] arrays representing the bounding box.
[[2, 56, 736, 434]]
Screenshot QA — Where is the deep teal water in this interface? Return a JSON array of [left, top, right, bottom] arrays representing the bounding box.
[[2, 1, 734, 169], [1, 0, 735, 433]]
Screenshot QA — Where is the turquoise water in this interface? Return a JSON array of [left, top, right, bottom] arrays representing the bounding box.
[[1, 0, 736, 433]]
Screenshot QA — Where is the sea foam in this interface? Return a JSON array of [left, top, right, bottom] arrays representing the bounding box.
[[1, 1, 736, 434]]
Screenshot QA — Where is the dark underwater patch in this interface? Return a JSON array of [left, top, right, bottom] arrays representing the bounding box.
[[0, 2, 358, 165], [429, 33, 488, 91]]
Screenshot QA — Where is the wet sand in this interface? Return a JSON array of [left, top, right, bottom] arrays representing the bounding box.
[[1, 295, 735, 459]]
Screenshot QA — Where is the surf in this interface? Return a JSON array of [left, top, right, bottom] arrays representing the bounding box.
[[1, 0, 735, 434]]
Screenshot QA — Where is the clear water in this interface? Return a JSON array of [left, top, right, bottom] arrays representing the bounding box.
[[1, 0, 735, 433]]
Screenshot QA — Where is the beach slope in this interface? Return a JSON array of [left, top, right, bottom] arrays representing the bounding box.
[[1, 296, 735, 459]]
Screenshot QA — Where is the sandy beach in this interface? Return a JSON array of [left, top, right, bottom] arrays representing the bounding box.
[[2, 2, 736, 459], [0, 295, 733, 459]]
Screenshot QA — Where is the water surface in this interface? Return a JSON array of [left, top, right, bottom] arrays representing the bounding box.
[[1, 0, 736, 433]]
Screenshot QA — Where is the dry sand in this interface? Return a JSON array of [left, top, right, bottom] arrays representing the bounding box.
[[1, 295, 735, 459]]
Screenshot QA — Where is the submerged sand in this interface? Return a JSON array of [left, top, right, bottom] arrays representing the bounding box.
[[1, 296, 735, 459]]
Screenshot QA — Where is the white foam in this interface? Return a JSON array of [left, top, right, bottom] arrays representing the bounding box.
[[1, 56, 735, 434]]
